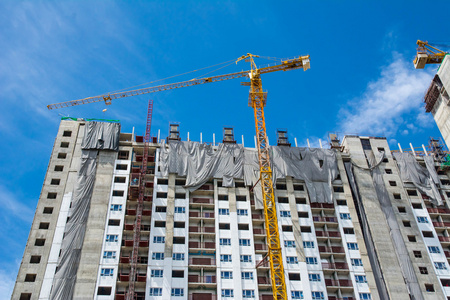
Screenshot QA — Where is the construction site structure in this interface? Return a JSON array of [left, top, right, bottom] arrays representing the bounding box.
[[421, 53, 450, 150], [12, 118, 450, 300]]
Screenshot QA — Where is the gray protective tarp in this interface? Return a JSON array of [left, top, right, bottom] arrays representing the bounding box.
[[352, 150, 423, 300], [344, 162, 390, 300], [393, 152, 442, 206], [50, 122, 120, 300], [159, 141, 338, 208], [81, 121, 121, 151]]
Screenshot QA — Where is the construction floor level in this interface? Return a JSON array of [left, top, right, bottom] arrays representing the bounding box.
[[10, 117, 450, 300]]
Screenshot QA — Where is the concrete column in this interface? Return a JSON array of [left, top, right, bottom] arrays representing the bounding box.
[[162, 174, 176, 298]]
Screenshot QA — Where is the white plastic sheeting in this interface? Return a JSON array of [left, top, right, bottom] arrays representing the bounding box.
[[159, 141, 338, 208], [393, 152, 443, 206], [50, 122, 120, 300]]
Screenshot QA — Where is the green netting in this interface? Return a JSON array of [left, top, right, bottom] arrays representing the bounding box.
[[61, 117, 120, 122]]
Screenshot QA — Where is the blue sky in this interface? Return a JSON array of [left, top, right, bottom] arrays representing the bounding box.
[[1, 0, 449, 297]]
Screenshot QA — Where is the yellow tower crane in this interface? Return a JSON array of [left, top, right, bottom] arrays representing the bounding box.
[[48, 54, 310, 300], [414, 40, 447, 69]]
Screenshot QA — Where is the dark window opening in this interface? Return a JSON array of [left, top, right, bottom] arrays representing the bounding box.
[[419, 267, 428, 274], [378, 147, 385, 152], [293, 184, 304, 191], [412, 203, 422, 209], [39, 222, 49, 230], [175, 179, 186, 186], [403, 221, 411, 227], [282, 225, 293, 232], [343, 228, 354, 234], [238, 224, 249, 230], [219, 223, 230, 230], [108, 219, 120, 226], [63, 130, 72, 137], [97, 287, 112, 296], [24, 274, 36, 282], [298, 211, 309, 218], [174, 222, 185, 228], [389, 181, 397, 186], [112, 190, 124, 197], [175, 193, 186, 199], [361, 139, 371, 150], [441, 278, 450, 286], [51, 179, 60, 185], [333, 186, 344, 193], [114, 176, 126, 183], [54, 165, 64, 172], [288, 273, 301, 281], [385, 169, 392, 174], [155, 206, 167, 213], [337, 200, 347, 206], [414, 251, 422, 258], [57, 153, 67, 159], [173, 237, 185, 244], [236, 195, 247, 202], [43, 207, 53, 214], [278, 197, 289, 203], [408, 236, 417, 242], [172, 270, 184, 278], [35, 239, 45, 246], [156, 192, 167, 198], [383, 158, 389, 163], [60, 142, 69, 148], [218, 195, 228, 201], [393, 193, 401, 200], [276, 183, 287, 190], [47, 193, 57, 199], [319, 160, 324, 168], [425, 284, 435, 292], [422, 231, 433, 238], [118, 151, 129, 160], [154, 221, 166, 228], [30, 256, 41, 264], [442, 180, 450, 186], [296, 198, 307, 204], [116, 164, 128, 170], [19, 293, 31, 300], [235, 181, 245, 188], [157, 179, 168, 185], [300, 226, 311, 233], [407, 189, 418, 196], [398, 206, 406, 213]]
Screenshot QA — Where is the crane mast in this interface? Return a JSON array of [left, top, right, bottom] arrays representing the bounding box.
[[48, 54, 310, 299], [244, 54, 287, 299]]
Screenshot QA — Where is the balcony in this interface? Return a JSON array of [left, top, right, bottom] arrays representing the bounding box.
[[315, 231, 341, 238], [188, 257, 216, 266], [439, 236, 450, 243], [254, 244, 268, 251], [433, 222, 450, 228], [126, 209, 137, 216], [428, 207, 450, 214], [198, 184, 213, 191], [325, 279, 353, 287], [120, 256, 130, 263], [188, 294, 217, 300], [189, 226, 215, 234], [188, 274, 217, 284], [253, 228, 265, 235], [190, 198, 214, 204], [322, 262, 349, 271], [444, 251, 450, 258], [257, 277, 270, 285], [252, 214, 264, 220], [328, 297, 354, 300], [189, 241, 215, 249], [142, 209, 152, 216], [189, 211, 215, 218], [310, 203, 335, 209], [313, 216, 338, 223], [118, 273, 130, 281], [122, 239, 149, 247], [318, 246, 345, 254]]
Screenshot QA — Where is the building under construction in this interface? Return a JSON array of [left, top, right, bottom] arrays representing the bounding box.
[[10, 116, 450, 300]]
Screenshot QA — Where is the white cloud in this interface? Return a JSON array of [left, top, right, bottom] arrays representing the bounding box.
[[338, 54, 433, 137], [0, 185, 34, 223], [0, 267, 17, 300]]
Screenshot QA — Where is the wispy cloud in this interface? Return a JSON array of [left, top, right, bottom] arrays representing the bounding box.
[[0, 185, 34, 224], [338, 53, 434, 137]]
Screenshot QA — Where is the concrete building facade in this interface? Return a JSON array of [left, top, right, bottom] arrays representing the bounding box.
[[12, 119, 450, 300]]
